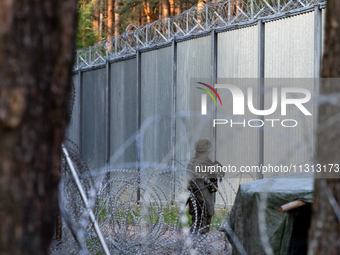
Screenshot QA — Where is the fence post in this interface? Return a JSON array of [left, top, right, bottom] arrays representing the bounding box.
[[258, 19, 265, 179], [168, 18, 171, 40], [314, 5, 322, 159], [79, 70, 83, 156], [76, 51, 79, 70], [211, 29, 218, 203], [105, 60, 111, 192], [314, 5, 322, 79], [89, 46, 92, 66], [106, 61, 111, 164], [136, 49, 141, 202], [171, 38, 177, 202], [211, 30, 217, 162]]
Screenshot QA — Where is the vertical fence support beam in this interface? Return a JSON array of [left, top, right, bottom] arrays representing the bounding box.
[[171, 38, 177, 202], [186, 12, 189, 33], [314, 5, 322, 79], [105, 61, 111, 191], [168, 19, 171, 40], [89, 46, 92, 66], [228, 0, 231, 24], [211, 30, 217, 162], [106, 61, 111, 164], [314, 5, 322, 159], [136, 49, 141, 202], [76, 52, 79, 70], [79, 70, 83, 156], [258, 19, 265, 179], [211, 29, 217, 203], [206, 6, 209, 29], [115, 37, 117, 55]]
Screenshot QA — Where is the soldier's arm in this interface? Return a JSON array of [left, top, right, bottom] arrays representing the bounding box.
[[212, 160, 225, 179]]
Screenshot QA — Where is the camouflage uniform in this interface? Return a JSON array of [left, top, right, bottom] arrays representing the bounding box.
[[187, 139, 224, 234]]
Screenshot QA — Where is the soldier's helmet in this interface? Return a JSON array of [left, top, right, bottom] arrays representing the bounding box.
[[195, 139, 212, 152]]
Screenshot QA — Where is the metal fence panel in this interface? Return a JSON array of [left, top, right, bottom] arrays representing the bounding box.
[[264, 13, 315, 177], [176, 36, 212, 162], [216, 26, 259, 205], [176, 36, 212, 200], [66, 74, 80, 147], [110, 58, 137, 166], [141, 47, 172, 164], [265, 12, 314, 78], [140, 47, 173, 200], [215, 80, 260, 205], [108, 59, 138, 202], [263, 79, 316, 177], [82, 68, 107, 169], [217, 26, 258, 78]]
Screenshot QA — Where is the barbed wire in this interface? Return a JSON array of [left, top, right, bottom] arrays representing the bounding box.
[[74, 0, 325, 71]]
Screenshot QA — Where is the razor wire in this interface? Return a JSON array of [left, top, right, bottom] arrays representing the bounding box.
[[51, 141, 236, 254], [74, 0, 326, 71]]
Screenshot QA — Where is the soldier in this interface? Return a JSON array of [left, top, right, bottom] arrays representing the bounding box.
[[187, 139, 224, 234]]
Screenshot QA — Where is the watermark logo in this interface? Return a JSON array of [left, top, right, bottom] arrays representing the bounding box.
[[197, 83, 312, 128], [196, 82, 222, 115]]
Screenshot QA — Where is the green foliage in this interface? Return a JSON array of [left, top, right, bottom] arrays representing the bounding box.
[[210, 206, 230, 230], [76, 0, 99, 50], [75, 0, 202, 49], [117, 0, 199, 34]]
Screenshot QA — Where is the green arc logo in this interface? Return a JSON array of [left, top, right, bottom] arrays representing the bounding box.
[[196, 82, 223, 106]]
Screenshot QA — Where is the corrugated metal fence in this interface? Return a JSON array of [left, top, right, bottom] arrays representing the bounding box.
[[67, 6, 325, 205]]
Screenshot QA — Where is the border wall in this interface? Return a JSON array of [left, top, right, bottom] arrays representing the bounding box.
[[67, 4, 326, 205]]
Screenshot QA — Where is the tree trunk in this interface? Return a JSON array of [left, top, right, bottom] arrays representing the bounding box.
[[197, 0, 204, 11], [162, 0, 171, 18], [159, 0, 162, 19], [99, 0, 103, 38], [169, 0, 174, 16], [143, 1, 156, 22], [108, 0, 114, 38], [114, 0, 120, 36], [0, 0, 77, 254], [93, 2, 100, 36], [308, 0, 340, 254]]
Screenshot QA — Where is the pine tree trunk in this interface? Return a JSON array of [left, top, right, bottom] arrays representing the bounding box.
[[197, 0, 204, 20], [93, 3, 100, 36], [99, 0, 103, 38], [308, 0, 340, 254], [108, 0, 114, 38], [159, 0, 163, 19], [0, 0, 77, 254], [162, 0, 170, 18], [114, 0, 120, 36]]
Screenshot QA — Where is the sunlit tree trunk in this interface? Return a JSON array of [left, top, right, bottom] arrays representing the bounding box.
[[99, 0, 103, 38], [175, 0, 181, 16], [108, 0, 114, 38], [169, 0, 174, 16], [161, 0, 171, 18], [93, 1, 100, 36], [143, 1, 156, 22], [114, 0, 120, 36], [0, 0, 77, 253], [308, 0, 340, 254], [197, 0, 204, 12]]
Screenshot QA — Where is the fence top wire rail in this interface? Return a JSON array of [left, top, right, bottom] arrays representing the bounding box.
[[74, 0, 326, 71]]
